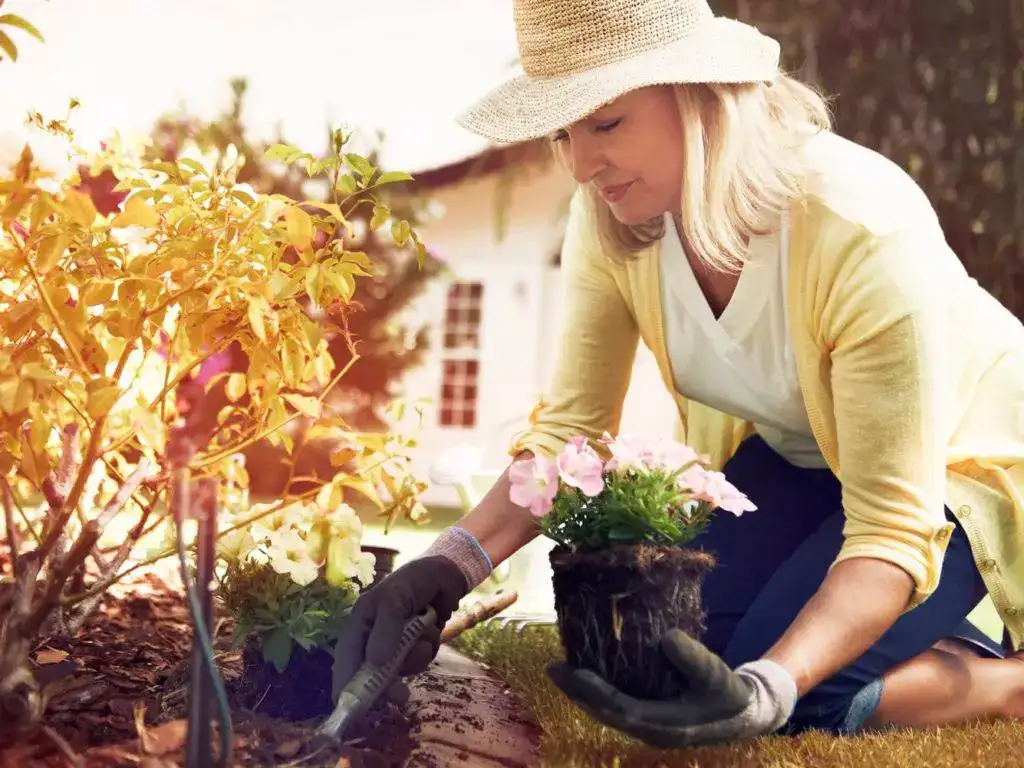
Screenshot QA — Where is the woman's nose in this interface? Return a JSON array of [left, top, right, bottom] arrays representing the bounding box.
[[567, 137, 604, 185]]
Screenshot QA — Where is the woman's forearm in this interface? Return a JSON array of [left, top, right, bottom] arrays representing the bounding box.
[[763, 557, 914, 696], [456, 452, 542, 567]]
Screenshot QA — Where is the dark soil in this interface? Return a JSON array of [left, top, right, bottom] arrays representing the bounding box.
[[235, 641, 336, 720], [550, 543, 716, 700]]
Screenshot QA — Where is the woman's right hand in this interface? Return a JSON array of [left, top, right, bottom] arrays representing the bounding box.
[[331, 554, 470, 702]]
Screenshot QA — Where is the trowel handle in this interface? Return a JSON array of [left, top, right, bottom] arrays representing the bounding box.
[[345, 605, 438, 702]]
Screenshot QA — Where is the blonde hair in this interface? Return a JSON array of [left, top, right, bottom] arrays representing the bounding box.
[[586, 74, 833, 271]]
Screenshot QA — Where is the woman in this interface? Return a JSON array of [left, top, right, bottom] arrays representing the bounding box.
[[333, 0, 1024, 746]]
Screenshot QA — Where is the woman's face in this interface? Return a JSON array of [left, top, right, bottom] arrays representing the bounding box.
[[551, 86, 686, 225]]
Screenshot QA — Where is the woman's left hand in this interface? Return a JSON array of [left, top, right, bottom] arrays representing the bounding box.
[[546, 629, 798, 748]]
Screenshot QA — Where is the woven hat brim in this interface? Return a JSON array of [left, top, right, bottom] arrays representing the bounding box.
[[457, 17, 781, 144]]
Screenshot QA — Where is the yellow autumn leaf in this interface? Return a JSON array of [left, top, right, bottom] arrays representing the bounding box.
[[329, 447, 357, 467], [305, 263, 320, 303], [339, 475, 382, 508], [225, 372, 247, 402], [62, 189, 99, 228], [247, 297, 268, 342], [35, 234, 69, 272], [303, 201, 343, 220], [314, 348, 335, 385], [283, 205, 313, 251], [282, 393, 321, 419], [0, 379, 19, 414], [86, 379, 121, 420], [281, 338, 305, 385], [82, 281, 114, 306], [111, 196, 160, 228]]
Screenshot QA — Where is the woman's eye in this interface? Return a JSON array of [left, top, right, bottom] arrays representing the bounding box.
[[550, 132, 568, 143], [595, 119, 621, 133]]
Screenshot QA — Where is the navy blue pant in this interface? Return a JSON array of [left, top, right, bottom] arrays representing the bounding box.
[[694, 435, 1002, 734]]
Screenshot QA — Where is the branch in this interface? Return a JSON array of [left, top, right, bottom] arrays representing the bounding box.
[[40, 424, 80, 512], [32, 421, 106, 568], [1, 478, 20, 578], [66, 496, 158, 634], [37, 424, 81, 624], [23, 460, 153, 639]]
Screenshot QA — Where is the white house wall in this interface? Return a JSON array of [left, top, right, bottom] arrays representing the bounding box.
[[389, 160, 679, 511]]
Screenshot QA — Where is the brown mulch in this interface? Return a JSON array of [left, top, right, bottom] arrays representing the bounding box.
[[0, 563, 414, 768]]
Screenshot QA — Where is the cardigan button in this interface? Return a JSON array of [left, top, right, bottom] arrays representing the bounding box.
[[957, 505, 972, 518], [1007, 607, 1020, 617], [982, 558, 997, 571]]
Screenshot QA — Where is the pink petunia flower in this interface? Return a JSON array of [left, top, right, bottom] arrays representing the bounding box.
[[648, 438, 702, 473], [680, 465, 757, 516], [508, 455, 559, 517], [557, 436, 605, 497], [600, 432, 652, 474]]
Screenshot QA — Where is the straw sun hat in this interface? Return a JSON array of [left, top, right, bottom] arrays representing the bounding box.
[[457, 0, 781, 144]]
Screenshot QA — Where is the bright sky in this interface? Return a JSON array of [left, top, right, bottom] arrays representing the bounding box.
[[0, 0, 521, 173]]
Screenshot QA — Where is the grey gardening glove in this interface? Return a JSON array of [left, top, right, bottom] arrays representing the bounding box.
[[547, 629, 798, 749]]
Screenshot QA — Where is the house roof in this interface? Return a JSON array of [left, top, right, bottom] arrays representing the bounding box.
[[409, 139, 553, 190]]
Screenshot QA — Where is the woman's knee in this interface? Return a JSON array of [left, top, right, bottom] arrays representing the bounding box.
[[786, 677, 886, 735]]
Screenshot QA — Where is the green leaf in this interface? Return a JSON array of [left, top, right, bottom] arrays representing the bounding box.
[[391, 219, 411, 247], [325, 269, 355, 301], [376, 170, 414, 186], [370, 204, 389, 231], [341, 251, 373, 270], [344, 153, 374, 180], [265, 143, 300, 161], [230, 187, 256, 206], [608, 526, 639, 541], [262, 626, 294, 673], [335, 174, 357, 195], [0, 14, 44, 42]]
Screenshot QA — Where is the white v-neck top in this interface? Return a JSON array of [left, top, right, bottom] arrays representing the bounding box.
[[659, 214, 827, 469]]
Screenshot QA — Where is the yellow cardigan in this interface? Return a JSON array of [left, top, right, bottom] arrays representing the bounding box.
[[511, 131, 1024, 650]]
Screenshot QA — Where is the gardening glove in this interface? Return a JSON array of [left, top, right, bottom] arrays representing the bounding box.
[[547, 629, 798, 749], [331, 526, 491, 703]]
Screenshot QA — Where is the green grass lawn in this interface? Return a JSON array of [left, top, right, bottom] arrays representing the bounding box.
[[456, 618, 1021, 767]]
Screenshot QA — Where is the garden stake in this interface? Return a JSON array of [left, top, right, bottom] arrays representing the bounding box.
[[318, 606, 437, 741], [185, 478, 218, 768]]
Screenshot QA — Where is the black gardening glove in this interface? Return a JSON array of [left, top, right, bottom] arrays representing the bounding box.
[[547, 630, 797, 749], [331, 555, 469, 703]]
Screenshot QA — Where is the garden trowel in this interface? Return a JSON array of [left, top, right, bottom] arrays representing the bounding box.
[[317, 605, 438, 741]]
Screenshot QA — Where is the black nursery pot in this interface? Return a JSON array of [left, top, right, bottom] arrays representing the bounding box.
[[360, 545, 399, 588], [549, 543, 716, 701], [236, 640, 336, 721]]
